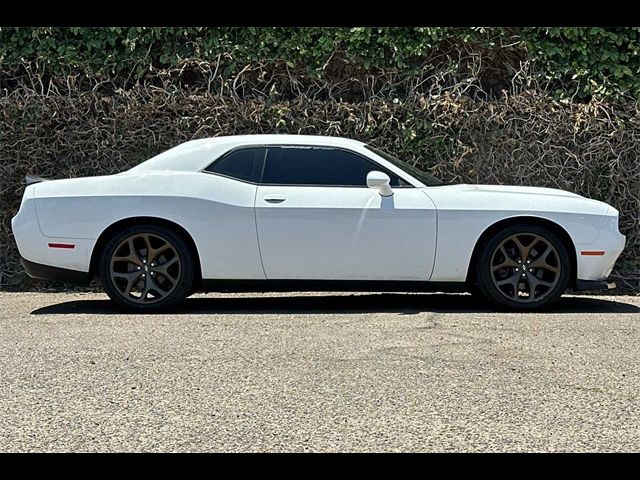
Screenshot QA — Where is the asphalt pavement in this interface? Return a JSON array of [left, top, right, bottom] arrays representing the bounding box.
[[1, 291, 638, 452]]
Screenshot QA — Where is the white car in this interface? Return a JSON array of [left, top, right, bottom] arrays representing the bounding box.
[[12, 135, 625, 311]]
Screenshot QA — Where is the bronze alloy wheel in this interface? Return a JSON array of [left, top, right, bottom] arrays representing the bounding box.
[[109, 232, 181, 304], [489, 232, 561, 303]]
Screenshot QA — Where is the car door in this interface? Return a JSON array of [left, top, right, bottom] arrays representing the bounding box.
[[254, 146, 437, 280], [199, 146, 267, 279]]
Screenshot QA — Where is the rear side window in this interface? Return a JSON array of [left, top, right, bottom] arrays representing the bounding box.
[[204, 147, 266, 183], [262, 147, 407, 186]]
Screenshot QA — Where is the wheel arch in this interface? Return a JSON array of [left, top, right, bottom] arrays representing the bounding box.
[[465, 216, 578, 289], [89, 216, 203, 287]]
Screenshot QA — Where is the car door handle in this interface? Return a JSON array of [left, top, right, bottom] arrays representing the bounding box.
[[264, 195, 286, 204]]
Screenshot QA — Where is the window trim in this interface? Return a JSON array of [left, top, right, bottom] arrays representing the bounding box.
[[201, 144, 415, 188]]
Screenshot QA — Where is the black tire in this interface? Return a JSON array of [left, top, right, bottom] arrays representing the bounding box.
[[100, 224, 195, 312], [474, 223, 571, 310], [465, 281, 487, 304]]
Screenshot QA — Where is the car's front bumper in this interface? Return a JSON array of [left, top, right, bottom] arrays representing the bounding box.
[[576, 225, 626, 282], [574, 279, 617, 291]]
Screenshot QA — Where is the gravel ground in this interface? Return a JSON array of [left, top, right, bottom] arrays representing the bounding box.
[[0, 291, 638, 452]]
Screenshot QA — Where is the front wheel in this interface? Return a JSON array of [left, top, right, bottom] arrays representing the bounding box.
[[475, 224, 571, 310], [100, 224, 195, 312]]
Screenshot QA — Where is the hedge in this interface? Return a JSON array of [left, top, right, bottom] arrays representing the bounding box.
[[1, 56, 638, 291], [1, 27, 639, 99]]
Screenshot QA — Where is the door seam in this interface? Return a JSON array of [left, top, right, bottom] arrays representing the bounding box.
[[253, 186, 268, 279], [421, 189, 439, 281]]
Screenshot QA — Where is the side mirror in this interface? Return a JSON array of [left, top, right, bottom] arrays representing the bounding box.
[[367, 171, 393, 197]]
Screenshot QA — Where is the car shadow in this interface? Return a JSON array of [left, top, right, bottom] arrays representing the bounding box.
[[30, 293, 640, 315]]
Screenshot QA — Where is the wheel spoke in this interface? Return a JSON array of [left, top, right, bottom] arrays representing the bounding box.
[[141, 275, 165, 301], [496, 273, 520, 287], [491, 245, 519, 271], [527, 276, 536, 300], [151, 257, 179, 279], [528, 248, 560, 273], [526, 272, 554, 301], [149, 244, 171, 263], [496, 272, 521, 298], [500, 245, 519, 265], [512, 234, 541, 261], [511, 236, 528, 261], [112, 238, 143, 266], [112, 270, 142, 282], [142, 234, 172, 263], [112, 270, 142, 297]]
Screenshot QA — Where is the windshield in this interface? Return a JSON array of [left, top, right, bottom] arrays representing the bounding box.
[[364, 145, 444, 187]]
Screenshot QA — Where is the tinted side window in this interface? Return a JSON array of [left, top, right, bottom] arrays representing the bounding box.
[[262, 147, 405, 186], [204, 148, 265, 183]]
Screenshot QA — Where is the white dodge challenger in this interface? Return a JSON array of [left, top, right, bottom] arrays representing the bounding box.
[[12, 135, 625, 311]]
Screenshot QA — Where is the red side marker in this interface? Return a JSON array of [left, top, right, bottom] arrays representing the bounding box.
[[580, 251, 605, 256], [48, 243, 75, 249]]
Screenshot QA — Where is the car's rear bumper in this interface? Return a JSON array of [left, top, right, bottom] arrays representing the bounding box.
[[12, 193, 96, 275], [21, 257, 90, 285]]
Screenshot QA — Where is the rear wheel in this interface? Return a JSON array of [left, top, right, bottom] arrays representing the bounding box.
[[100, 224, 195, 312], [475, 224, 571, 310]]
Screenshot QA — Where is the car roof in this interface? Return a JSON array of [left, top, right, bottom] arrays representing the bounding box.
[[196, 134, 364, 148], [127, 135, 367, 173]]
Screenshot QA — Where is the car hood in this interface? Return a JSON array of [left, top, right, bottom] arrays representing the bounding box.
[[437, 184, 583, 198], [424, 183, 614, 216]]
